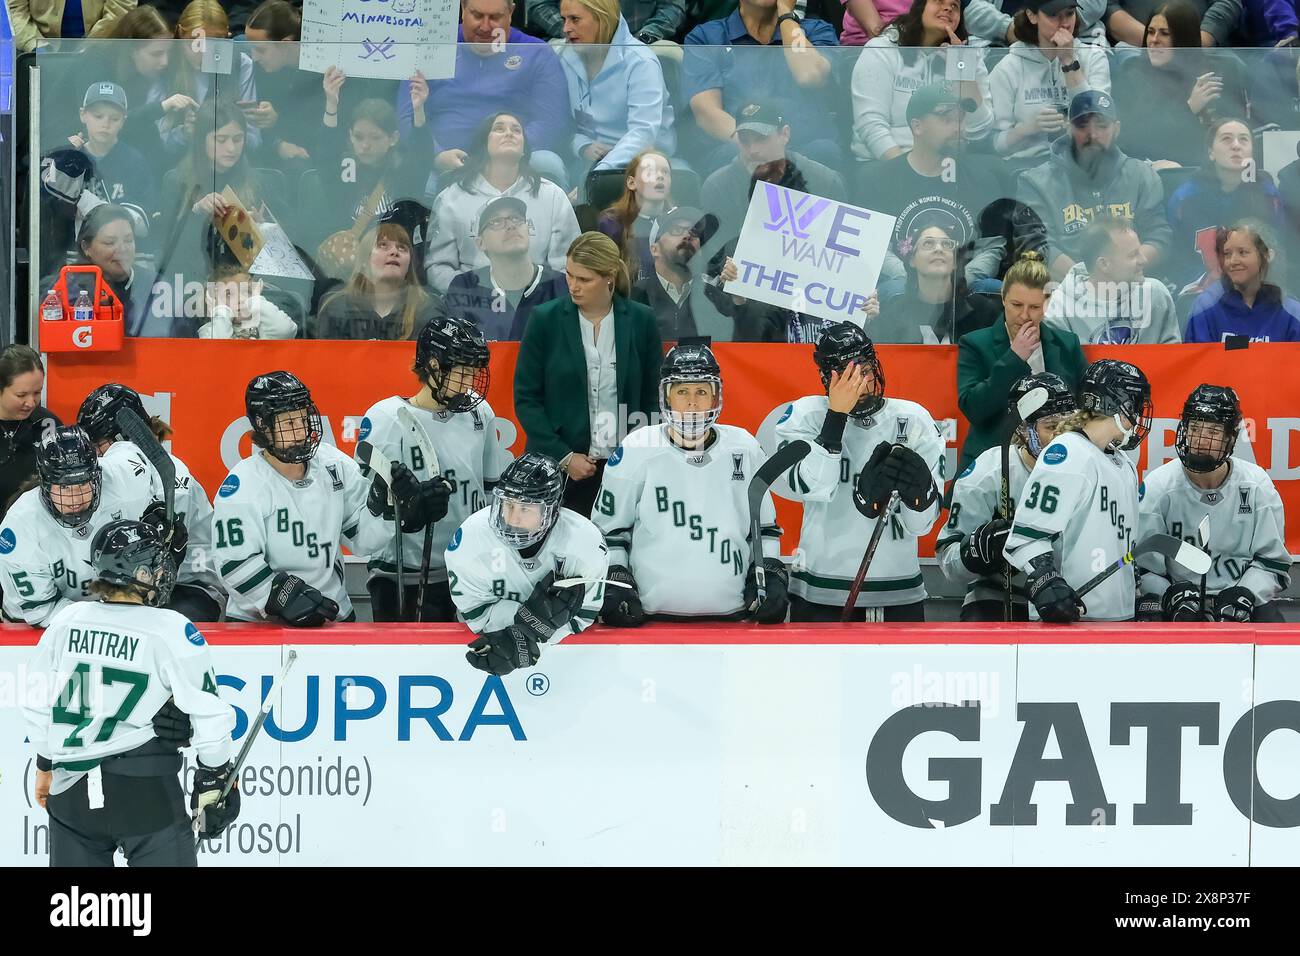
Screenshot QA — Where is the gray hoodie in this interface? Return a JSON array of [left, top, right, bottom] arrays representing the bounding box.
[[1044, 261, 1181, 344]]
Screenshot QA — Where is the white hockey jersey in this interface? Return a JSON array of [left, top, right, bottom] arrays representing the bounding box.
[[0, 474, 156, 626], [102, 440, 224, 598], [1137, 457, 1291, 603], [356, 396, 512, 581], [774, 396, 945, 608], [21, 601, 234, 795], [1005, 431, 1140, 622], [937, 444, 1032, 607], [444, 507, 608, 640], [590, 424, 780, 617], [212, 444, 390, 622]]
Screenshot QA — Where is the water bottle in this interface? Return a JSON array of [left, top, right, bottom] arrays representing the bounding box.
[[40, 289, 64, 322], [73, 290, 93, 323]]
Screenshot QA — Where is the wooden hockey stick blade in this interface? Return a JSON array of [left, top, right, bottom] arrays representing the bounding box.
[[553, 577, 633, 590], [115, 407, 176, 519], [354, 440, 393, 486], [1137, 532, 1212, 575], [396, 404, 441, 475]]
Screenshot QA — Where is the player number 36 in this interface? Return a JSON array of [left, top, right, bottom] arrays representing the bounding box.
[[1023, 481, 1060, 514]]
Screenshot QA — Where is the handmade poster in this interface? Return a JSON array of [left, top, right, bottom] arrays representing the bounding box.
[[299, 0, 459, 81]]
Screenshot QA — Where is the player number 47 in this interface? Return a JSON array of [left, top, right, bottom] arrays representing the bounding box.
[[51, 663, 150, 748]]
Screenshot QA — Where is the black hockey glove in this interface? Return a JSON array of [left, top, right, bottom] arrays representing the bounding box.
[[852, 441, 895, 519], [1134, 594, 1165, 622], [601, 566, 645, 628], [466, 627, 541, 676], [880, 444, 938, 512], [1026, 555, 1082, 624], [515, 571, 586, 645], [960, 519, 1011, 576], [368, 462, 428, 529], [265, 572, 340, 627], [191, 760, 241, 840], [743, 557, 790, 624], [1212, 585, 1256, 623], [152, 697, 192, 748], [1161, 581, 1209, 622], [141, 501, 188, 567]]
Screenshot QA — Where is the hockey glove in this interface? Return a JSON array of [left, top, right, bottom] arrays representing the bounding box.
[[1212, 585, 1256, 623], [960, 519, 1011, 576], [515, 571, 586, 645], [852, 441, 895, 519], [152, 697, 192, 748], [466, 627, 541, 676], [265, 572, 340, 627], [1026, 555, 1082, 624], [368, 462, 425, 527], [601, 566, 645, 628], [1161, 581, 1210, 622], [141, 501, 188, 568], [743, 557, 790, 624], [880, 444, 938, 512], [1134, 594, 1165, 622], [191, 760, 241, 840], [388, 468, 453, 534]]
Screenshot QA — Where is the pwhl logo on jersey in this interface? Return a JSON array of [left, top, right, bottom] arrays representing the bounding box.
[[218, 475, 240, 498], [1042, 444, 1068, 466], [866, 700, 1300, 828], [0, 528, 15, 554]]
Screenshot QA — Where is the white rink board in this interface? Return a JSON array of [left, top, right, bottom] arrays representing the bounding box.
[[3, 641, 1298, 866]]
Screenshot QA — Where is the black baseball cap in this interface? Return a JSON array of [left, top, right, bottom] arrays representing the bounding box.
[[906, 83, 977, 123], [1068, 89, 1117, 124], [478, 196, 528, 232], [733, 102, 787, 136], [650, 206, 719, 246]]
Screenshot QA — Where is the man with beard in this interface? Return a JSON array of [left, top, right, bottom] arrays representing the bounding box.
[[632, 206, 721, 342], [1014, 90, 1171, 281]]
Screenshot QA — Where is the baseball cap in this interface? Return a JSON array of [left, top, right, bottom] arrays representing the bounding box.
[[478, 196, 529, 232], [905, 83, 977, 123], [733, 103, 787, 137], [82, 81, 128, 113], [1068, 89, 1116, 124], [1024, 0, 1078, 14], [649, 206, 719, 246]]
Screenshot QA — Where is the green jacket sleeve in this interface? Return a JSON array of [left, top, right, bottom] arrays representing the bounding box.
[[957, 334, 1032, 429], [639, 307, 664, 420], [513, 307, 572, 462]]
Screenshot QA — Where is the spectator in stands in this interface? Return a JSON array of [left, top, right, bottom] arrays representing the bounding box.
[[71, 203, 164, 336], [0, 347, 60, 519], [956, 250, 1087, 471], [198, 262, 300, 338], [443, 197, 569, 341], [397, 0, 572, 188], [989, 1, 1111, 171], [316, 222, 445, 340], [529, 0, 689, 41], [1105, 0, 1242, 46], [243, 0, 318, 168], [157, 1, 260, 158], [683, 0, 844, 173], [1114, 2, 1249, 168], [700, 102, 846, 245], [1045, 217, 1182, 343], [558, 0, 677, 181], [1185, 223, 1300, 342], [6, 0, 135, 51], [965, 0, 1107, 44], [514, 231, 663, 514], [1015, 90, 1172, 281], [1167, 118, 1283, 288], [631, 206, 720, 340], [312, 79, 432, 274], [869, 222, 1000, 343], [100, 7, 188, 171], [425, 112, 581, 292], [850, 0, 993, 162], [67, 81, 158, 224], [597, 149, 675, 284], [1240, 0, 1299, 45], [860, 84, 1008, 288]]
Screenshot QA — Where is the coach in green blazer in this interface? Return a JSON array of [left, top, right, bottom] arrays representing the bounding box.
[[956, 254, 1088, 474], [514, 232, 664, 515]]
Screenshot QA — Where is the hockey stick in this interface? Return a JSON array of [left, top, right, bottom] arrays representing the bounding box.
[[194, 649, 297, 847], [1000, 387, 1050, 621], [1076, 533, 1212, 602], [1196, 515, 1211, 619], [396, 405, 441, 620], [355, 440, 404, 618], [553, 577, 633, 590], [747, 440, 812, 608], [115, 408, 177, 548], [842, 490, 900, 622]]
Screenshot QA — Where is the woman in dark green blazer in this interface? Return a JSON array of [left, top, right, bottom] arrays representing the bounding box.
[[957, 252, 1088, 473], [514, 232, 664, 515]]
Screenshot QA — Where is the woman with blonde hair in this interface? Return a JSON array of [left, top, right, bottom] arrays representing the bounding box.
[[557, 0, 675, 182], [317, 221, 444, 340], [596, 148, 673, 283], [163, 0, 260, 155], [514, 231, 664, 512], [955, 250, 1088, 471]]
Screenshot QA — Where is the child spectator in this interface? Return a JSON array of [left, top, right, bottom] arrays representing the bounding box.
[[162, 1, 260, 156], [99, 7, 191, 173], [1186, 222, 1300, 342], [243, 0, 319, 167], [198, 262, 299, 338], [68, 81, 158, 226], [596, 149, 674, 284], [317, 222, 444, 340]]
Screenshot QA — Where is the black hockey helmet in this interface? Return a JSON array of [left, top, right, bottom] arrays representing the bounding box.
[[1079, 359, 1152, 451], [245, 371, 322, 464], [489, 452, 565, 549], [77, 383, 147, 446], [91, 518, 176, 607], [1176, 384, 1241, 473], [660, 339, 723, 440], [414, 314, 490, 413], [813, 322, 885, 421], [37, 426, 102, 530], [1010, 372, 1077, 456]]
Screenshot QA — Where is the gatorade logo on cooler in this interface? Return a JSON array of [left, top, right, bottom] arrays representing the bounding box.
[[1042, 444, 1068, 466], [73, 326, 94, 348], [218, 475, 240, 497]]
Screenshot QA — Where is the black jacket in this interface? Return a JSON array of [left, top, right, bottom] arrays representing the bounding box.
[[0, 406, 61, 516], [631, 272, 701, 342], [444, 265, 567, 341]]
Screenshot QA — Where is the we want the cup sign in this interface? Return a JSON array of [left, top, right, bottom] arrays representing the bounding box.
[[726, 183, 896, 325]]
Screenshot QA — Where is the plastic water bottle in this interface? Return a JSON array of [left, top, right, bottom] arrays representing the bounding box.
[[40, 289, 64, 322], [73, 290, 93, 323]]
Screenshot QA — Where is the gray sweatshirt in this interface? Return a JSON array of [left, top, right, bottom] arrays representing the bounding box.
[[1045, 261, 1182, 343]]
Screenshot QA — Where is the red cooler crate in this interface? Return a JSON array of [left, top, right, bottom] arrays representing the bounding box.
[[41, 266, 126, 352]]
